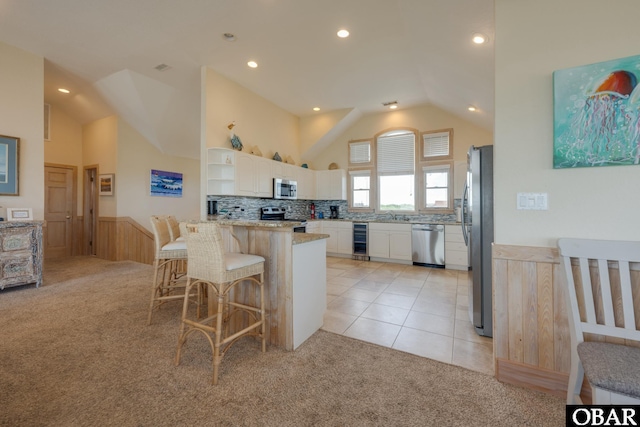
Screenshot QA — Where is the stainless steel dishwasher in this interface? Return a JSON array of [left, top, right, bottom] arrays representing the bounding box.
[[411, 224, 445, 267]]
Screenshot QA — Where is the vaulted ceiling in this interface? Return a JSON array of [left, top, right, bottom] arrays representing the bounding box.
[[0, 0, 494, 159]]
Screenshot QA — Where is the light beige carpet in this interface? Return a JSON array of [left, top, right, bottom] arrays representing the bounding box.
[[0, 256, 565, 426]]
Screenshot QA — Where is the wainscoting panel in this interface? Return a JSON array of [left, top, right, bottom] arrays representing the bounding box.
[[97, 217, 154, 264], [493, 244, 571, 398], [493, 243, 640, 399]]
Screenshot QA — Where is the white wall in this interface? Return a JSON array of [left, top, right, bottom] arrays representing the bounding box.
[[44, 104, 84, 214], [203, 67, 300, 162], [117, 120, 200, 227], [495, 0, 640, 247], [312, 104, 493, 171], [83, 116, 118, 217], [0, 42, 44, 219]]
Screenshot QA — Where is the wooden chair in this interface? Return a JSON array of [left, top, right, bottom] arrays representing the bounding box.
[[175, 222, 266, 385], [147, 215, 190, 325], [558, 238, 640, 404]]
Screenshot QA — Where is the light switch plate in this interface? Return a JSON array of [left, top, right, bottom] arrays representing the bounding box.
[[517, 192, 548, 210]]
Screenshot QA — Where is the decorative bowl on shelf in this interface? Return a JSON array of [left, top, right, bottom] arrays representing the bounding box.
[[328, 162, 338, 170]]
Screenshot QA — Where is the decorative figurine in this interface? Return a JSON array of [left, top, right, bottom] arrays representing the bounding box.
[[228, 121, 243, 151]]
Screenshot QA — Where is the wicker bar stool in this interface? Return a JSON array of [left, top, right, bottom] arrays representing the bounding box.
[[175, 222, 266, 385], [165, 215, 184, 242], [147, 215, 191, 325]]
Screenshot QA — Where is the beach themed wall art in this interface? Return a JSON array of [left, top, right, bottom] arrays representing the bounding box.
[[553, 54, 640, 168], [150, 169, 183, 197]]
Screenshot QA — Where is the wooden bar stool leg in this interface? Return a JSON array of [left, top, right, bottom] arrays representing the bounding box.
[[259, 274, 266, 352], [212, 293, 225, 385]]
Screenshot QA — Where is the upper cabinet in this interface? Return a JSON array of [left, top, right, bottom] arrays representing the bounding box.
[[236, 153, 272, 197], [316, 169, 346, 200], [207, 148, 345, 200]]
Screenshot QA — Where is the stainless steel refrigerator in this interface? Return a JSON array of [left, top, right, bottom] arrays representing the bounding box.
[[462, 145, 493, 337]]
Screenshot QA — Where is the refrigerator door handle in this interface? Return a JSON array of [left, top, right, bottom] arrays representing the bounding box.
[[461, 181, 469, 246]]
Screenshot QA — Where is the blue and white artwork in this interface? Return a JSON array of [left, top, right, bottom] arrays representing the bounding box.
[[553, 54, 640, 168], [150, 169, 183, 197]]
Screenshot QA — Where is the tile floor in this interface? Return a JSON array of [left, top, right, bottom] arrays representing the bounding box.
[[322, 256, 494, 376]]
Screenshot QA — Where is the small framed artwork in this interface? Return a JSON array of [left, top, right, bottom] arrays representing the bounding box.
[[7, 208, 33, 222], [0, 135, 19, 196], [150, 169, 183, 198], [99, 174, 114, 196]]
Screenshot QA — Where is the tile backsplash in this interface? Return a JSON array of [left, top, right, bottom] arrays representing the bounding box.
[[208, 196, 462, 223]]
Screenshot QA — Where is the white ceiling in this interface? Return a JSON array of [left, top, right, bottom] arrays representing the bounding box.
[[0, 0, 494, 159]]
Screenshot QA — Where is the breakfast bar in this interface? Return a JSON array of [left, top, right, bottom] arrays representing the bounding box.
[[213, 218, 328, 350]]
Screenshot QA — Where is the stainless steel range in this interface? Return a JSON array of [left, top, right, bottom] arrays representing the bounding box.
[[260, 207, 307, 233]]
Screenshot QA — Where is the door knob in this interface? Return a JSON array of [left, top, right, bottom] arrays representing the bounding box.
[[66, 216, 71, 219]]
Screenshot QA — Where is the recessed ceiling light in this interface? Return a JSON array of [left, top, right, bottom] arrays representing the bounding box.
[[389, 104, 398, 109], [468, 106, 477, 112], [337, 29, 350, 38], [58, 88, 70, 94], [247, 61, 258, 68], [223, 33, 236, 42], [472, 33, 487, 44], [313, 107, 320, 111]]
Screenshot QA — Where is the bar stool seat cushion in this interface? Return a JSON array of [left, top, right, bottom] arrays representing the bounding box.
[[225, 253, 265, 270], [162, 241, 187, 251]]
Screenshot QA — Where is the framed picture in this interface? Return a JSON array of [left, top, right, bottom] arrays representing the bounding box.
[[553, 54, 640, 168], [99, 174, 114, 196], [150, 169, 183, 197], [0, 135, 19, 195], [7, 208, 33, 222]]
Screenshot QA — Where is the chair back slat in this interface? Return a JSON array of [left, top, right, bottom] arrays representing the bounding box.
[[578, 257, 598, 324], [558, 238, 640, 345], [166, 215, 181, 241], [597, 258, 615, 327], [619, 260, 637, 331]]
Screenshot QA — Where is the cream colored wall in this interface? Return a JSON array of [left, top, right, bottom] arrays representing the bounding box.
[[44, 105, 83, 215], [0, 42, 44, 220], [312, 104, 493, 171], [117, 120, 200, 228], [204, 67, 300, 162], [495, 0, 640, 247], [299, 108, 354, 155], [83, 116, 118, 217]]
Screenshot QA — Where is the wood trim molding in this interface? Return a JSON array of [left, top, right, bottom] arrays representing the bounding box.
[[493, 243, 559, 264]]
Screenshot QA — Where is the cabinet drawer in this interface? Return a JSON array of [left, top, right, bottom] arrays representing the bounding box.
[[446, 241, 467, 252], [445, 251, 468, 266]]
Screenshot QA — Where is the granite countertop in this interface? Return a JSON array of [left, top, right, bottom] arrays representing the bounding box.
[[293, 233, 329, 245], [209, 218, 305, 228], [310, 219, 463, 225]]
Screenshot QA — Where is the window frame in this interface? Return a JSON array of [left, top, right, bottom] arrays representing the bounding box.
[[420, 128, 453, 161], [348, 139, 376, 213], [348, 168, 374, 212]]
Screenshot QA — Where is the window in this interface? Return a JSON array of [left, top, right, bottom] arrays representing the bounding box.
[[424, 163, 452, 209], [349, 140, 372, 166], [350, 171, 370, 208], [377, 130, 415, 211], [348, 139, 374, 211], [421, 129, 452, 161]]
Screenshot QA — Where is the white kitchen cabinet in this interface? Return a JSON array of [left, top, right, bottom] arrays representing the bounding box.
[[369, 222, 412, 261], [445, 224, 469, 270], [305, 220, 321, 234], [322, 221, 352, 255], [236, 152, 272, 197], [294, 167, 316, 200], [272, 161, 295, 180], [316, 169, 346, 200]]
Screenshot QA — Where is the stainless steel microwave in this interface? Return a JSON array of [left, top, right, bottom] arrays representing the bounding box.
[[273, 178, 297, 200]]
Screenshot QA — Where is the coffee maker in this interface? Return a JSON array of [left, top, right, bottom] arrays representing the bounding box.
[[330, 205, 339, 219]]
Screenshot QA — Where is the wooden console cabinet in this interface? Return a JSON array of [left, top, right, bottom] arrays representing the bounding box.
[[0, 221, 43, 290]]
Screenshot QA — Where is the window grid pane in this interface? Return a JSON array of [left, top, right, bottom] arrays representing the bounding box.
[[350, 141, 371, 164]]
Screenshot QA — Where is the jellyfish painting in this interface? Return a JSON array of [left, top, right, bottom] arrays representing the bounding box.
[[553, 54, 640, 168]]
